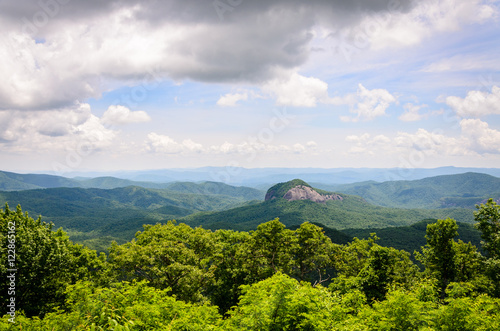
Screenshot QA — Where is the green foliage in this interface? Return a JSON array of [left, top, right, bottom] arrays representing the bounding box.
[[344, 219, 482, 258], [474, 198, 500, 259], [108, 221, 216, 303], [0, 280, 222, 330], [0, 185, 261, 253], [225, 272, 342, 330], [417, 218, 485, 297], [474, 198, 500, 296], [3, 195, 500, 329], [0, 204, 105, 317], [331, 235, 419, 302]]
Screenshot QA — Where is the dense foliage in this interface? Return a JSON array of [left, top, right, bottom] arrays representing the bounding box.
[[1, 200, 500, 330]]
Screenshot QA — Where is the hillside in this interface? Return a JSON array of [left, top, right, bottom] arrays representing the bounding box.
[[0, 185, 261, 251], [343, 219, 482, 255], [317, 172, 500, 209], [181, 179, 474, 231]]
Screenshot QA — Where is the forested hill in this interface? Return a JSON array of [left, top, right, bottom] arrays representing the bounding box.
[[0, 170, 264, 199], [181, 179, 474, 231], [317, 172, 500, 209], [0, 185, 263, 251]]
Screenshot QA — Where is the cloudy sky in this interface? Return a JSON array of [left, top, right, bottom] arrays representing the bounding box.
[[1, 0, 500, 174]]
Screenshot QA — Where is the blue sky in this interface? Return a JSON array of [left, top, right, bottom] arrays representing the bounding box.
[[0, 0, 500, 173]]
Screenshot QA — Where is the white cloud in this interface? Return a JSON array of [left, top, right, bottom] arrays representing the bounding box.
[[346, 118, 500, 158], [0, 103, 116, 152], [101, 105, 151, 125], [446, 86, 500, 117], [145, 133, 203, 154], [399, 103, 429, 122], [421, 54, 500, 73], [365, 0, 498, 50], [263, 72, 331, 107], [216, 92, 248, 107], [345, 133, 391, 154], [340, 84, 396, 122], [145, 132, 318, 156], [460, 118, 500, 154], [394, 129, 466, 156]]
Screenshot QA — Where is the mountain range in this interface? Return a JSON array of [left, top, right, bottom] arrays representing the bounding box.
[[0, 170, 497, 253]]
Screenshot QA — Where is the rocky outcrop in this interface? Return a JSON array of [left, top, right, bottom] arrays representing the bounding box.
[[282, 185, 343, 204]]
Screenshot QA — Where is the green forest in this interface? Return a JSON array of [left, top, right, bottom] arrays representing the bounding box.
[[1, 198, 500, 330]]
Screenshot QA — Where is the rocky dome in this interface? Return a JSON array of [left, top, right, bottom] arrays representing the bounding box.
[[283, 185, 343, 204], [265, 180, 343, 204]]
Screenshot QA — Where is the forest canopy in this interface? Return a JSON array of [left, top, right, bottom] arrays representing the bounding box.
[[1, 199, 500, 330]]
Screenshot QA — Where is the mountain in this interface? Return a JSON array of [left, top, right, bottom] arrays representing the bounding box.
[[0, 170, 81, 191], [42, 166, 500, 187], [180, 179, 474, 231], [0, 171, 264, 199], [317, 172, 500, 209]]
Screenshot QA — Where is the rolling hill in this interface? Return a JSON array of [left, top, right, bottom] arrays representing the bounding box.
[[315, 172, 500, 209], [0, 170, 264, 198], [0, 184, 263, 251], [343, 219, 483, 255]]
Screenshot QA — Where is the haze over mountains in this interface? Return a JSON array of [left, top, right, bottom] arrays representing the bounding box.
[[5, 166, 500, 189]]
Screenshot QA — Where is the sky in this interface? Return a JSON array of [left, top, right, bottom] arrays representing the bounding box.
[[1, 0, 500, 174]]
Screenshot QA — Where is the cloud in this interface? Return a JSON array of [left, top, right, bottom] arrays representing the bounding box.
[[346, 118, 500, 158], [421, 55, 500, 73], [263, 72, 331, 107], [101, 105, 151, 125], [446, 86, 500, 117], [398, 103, 443, 122], [0, 103, 116, 152], [216, 92, 248, 107], [460, 118, 500, 154], [0, 0, 421, 112], [345, 133, 391, 154], [145, 133, 204, 154], [359, 0, 498, 51], [340, 84, 396, 122], [145, 132, 317, 156]]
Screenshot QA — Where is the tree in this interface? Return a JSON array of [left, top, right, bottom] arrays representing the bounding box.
[[237, 218, 297, 283], [207, 229, 251, 314], [0, 204, 105, 317], [108, 221, 216, 303], [475, 198, 500, 259], [292, 222, 334, 283], [331, 234, 418, 303], [417, 218, 459, 296], [474, 198, 500, 296], [224, 272, 342, 330]]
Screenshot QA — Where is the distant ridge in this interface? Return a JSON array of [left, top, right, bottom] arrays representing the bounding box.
[[321, 172, 500, 209]]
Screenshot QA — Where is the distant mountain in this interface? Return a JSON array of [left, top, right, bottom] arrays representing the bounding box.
[[43, 166, 500, 187], [318, 172, 500, 209], [0, 171, 264, 199], [165, 181, 264, 200], [180, 179, 474, 231], [0, 170, 81, 191]]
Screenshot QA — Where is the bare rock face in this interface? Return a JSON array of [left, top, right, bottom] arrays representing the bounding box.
[[283, 185, 343, 204]]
